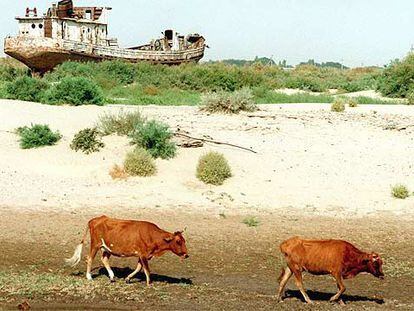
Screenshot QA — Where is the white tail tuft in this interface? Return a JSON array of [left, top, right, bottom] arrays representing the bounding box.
[[65, 244, 83, 267]]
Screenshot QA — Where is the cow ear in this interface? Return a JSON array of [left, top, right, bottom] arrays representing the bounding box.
[[164, 236, 174, 243]]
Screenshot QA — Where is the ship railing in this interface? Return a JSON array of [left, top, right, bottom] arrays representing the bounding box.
[[61, 40, 205, 60]]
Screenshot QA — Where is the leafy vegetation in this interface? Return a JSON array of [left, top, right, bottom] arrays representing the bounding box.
[[196, 152, 232, 185], [70, 128, 105, 154], [43, 77, 104, 106], [0, 58, 402, 106], [391, 184, 410, 199], [200, 88, 257, 113], [16, 124, 62, 149], [98, 110, 145, 136], [5, 76, 47, 102], [124, 148, 157, 177], [377, 54, 414, 98], [130, 120, 176, 159]]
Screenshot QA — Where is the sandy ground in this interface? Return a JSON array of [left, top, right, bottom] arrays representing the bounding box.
[[1, 100, 414, 309], [1, 100, 414, 218]]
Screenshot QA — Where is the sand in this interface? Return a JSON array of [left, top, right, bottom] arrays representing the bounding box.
[[1, 99, 414, 218]]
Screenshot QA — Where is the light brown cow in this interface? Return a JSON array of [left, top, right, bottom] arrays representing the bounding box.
[[277, 237, 384, 304], [65, 215, 189, 285]]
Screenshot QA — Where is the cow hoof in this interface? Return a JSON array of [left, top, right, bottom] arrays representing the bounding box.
[[110, 278, 116, 283], [125, 278, 131, 284]]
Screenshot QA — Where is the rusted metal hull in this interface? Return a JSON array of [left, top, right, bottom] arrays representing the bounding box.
[[4, 37, 205, 74]]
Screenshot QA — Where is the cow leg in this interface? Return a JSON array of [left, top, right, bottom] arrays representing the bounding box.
[[86, 246, 99, 281], [101, 251, 115, 282], [277, 267, 293, 301], [293, 270, 312, 304], [141, 257, 152, 286], [330, 273, 346, 304], [126, 259, 142, 283]]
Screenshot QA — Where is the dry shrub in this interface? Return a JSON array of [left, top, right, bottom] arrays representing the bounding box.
[[200, 88, 257, 114], [331, 99, 346, 112], [196, 151, 232, 185], [124, 148, 156, 177], [348, 98, 358, 107], [143, 85, 160, 96], [109, 164, 128, 180], [98, 110, 145, 136]]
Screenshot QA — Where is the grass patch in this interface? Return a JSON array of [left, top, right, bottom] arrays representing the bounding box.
[[242, 216, 260, 227], [107, 86, 200, 106], [391, 184, 410, 199], [200, 88, 257, 114], [70, 128, 105, 154], [196, 152, 232, 185], [124, 147, 157, 177], [130, 120, 176, 159], [16, 124, 61, 149], [98, 110, 145, 136], [353, 96, 401, 105], [254, 89, 334, 104]]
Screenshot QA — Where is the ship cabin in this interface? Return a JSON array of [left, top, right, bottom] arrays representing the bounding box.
[[16, 0, 113, 46]]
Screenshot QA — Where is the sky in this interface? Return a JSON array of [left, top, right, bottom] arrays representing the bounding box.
[[1, 0, 414, 67]]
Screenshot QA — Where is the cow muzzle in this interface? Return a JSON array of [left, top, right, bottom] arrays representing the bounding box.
[[181, 254, 189, 260]]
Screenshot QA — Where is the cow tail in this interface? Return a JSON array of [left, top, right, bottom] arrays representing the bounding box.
[[64, 224, 89, 267]]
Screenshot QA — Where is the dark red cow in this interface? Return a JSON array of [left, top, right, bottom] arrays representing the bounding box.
[[65, 215, 189, 285], [277, 237, 384, 304]]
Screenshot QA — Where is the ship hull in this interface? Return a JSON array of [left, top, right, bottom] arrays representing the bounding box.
[[4, 37, 205, 74]]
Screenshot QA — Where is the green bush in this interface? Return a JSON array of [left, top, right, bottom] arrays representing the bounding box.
[[331, 99, 346, 112], [100, 60, 135, 85], [196, 152, 232, 185], [44, 77, 104, 105], [200, 88, 257, 114], [70, 128, 104, 154], [406, 90, 414, 105], [124, 147, 156, 177], [130, 120, 176, 159], [391, 184, 410, 199], [16, 124, 62, 149], [377, 54, 414, 98], [6, 76, 48, 102], [98, 110, 145, 136], [0, 65, 29, 82]]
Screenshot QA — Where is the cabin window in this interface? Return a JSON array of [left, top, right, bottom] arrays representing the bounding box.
[[88, 28, 91, 33], [39, 24, 43, 29], [86, 10, 92, 20], [31, 24, 36, 29]]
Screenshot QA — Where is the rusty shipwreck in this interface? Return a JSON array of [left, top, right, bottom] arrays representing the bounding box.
[[4, 0, 206, 74]]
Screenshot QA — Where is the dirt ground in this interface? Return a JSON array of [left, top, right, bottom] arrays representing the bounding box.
[[0, 207, 413, 310], [1, 101, 414, 310]]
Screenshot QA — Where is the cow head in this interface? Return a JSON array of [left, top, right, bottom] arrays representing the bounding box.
[[364, 252, 384, 279], [164, 231, 189, 260]]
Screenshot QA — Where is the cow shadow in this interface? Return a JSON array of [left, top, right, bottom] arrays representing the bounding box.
[[285, 289, 384, 304], [96, 267, 193, 285]]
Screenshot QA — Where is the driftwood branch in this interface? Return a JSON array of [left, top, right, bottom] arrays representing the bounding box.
[[174, 132, 257, 154]]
